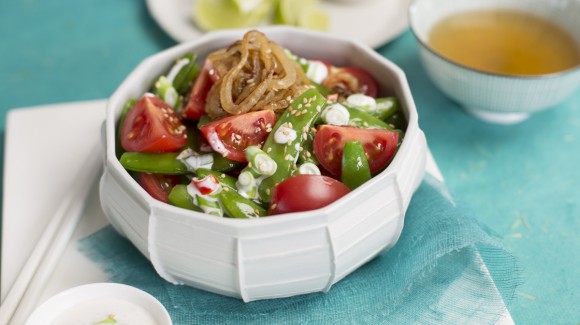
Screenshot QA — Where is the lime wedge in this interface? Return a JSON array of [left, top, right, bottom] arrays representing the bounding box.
[[297, 8, 329, 31], [194, 0, 273, 31], [274, 0, 329, 31], [274, 0, 317, 25]]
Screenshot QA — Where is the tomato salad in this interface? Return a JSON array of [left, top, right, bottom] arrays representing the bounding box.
[[117, 30, 405, 218]]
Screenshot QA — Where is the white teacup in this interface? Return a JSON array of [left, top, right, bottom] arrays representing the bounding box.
[[409, 0, 580, 124]]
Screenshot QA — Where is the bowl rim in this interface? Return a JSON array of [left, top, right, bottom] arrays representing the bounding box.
[[105, 26, 421, 228], [407, 0, 580, 80]]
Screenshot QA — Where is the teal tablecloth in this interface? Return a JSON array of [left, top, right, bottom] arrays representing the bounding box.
[[1, 1, 578, 323]]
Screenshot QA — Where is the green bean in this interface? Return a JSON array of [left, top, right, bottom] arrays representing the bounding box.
[[168, 184, 202, 212], [219, 189, 267, 219], [341, 141, 371, 190], [346, 106, 395, 130], [120, 152, 188, 174], [374, 97, 401, 121], [257, 88, 326, 202], [211, 152, 243, 172], [298, 130, 319, 165], [172, 53, 199, 95]]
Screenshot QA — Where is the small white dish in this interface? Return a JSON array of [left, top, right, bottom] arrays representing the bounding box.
[[409, 0, 580, 124], [146, 0, 411, 48], [26, 283, 172, 325]]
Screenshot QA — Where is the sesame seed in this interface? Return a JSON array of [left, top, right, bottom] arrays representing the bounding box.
[[270, 203, 276, 210], [235, 134, 242, 140], [285, 154, 292, 161], [223, 187, 230, 192], [306, 151, 311, 157], [303, 98, 307, 104], [248, 162, 253, 168], [267, 147, 272, 153], [305, 103, 311, 108], [221, 173, 226, 178], [301, 109, 307, 114], [266, 188, 271, 195], [297, 104, 303, 109]]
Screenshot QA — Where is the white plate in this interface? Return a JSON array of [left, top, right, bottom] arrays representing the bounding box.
[[146, 0, 412, 48], [25, 283, 172, 325]]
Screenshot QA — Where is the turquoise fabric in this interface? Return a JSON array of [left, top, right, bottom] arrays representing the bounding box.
[[1, 0, 579, 323], [79, 175, 520, 324]]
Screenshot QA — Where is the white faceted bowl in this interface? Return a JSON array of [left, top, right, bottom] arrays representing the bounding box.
[[100, 26, 426, 302], [409, 0, 580, 124]]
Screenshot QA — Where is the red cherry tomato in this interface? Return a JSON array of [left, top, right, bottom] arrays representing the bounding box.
[[269, 175, 350, 215], [199, 110, 277, 162], [322, 66, 378, 98], [313, 125, 399, 177], [120, 95, 187, 153], [137, 173, 181, 203], [182, 59, 215, 121]]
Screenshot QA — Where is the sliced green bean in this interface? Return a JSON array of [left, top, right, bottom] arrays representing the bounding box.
[[374, 97, 401, 121], [257, 88, 326, 202], [211, 152, 243, 172], [168, 184, 202, 212], [298, 130, 319, 165], [120, 152, 188, 174], [172, 53, 199, 95], [341, 141, 371, 190], [219, 189, 267, 219]]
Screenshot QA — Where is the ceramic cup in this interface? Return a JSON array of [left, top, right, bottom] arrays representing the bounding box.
[[409, 0, 580, 124]]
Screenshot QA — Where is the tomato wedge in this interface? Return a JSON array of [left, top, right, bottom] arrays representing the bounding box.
[[199, 110, 277, 162], [137, 173, 182, 203], [269, 175, 350, 215], [120, 95, 188, 153], [323, 66, 378, 98], [313, 125, 399, 177], [182, 59, 215, 121]]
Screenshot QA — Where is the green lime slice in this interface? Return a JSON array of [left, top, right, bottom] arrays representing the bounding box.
[[297, 8, 329, 31], [274, 0, 317, 25], [194, 0, 272, 31]]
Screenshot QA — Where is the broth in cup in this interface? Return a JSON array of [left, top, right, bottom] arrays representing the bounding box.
[[428, 9, 580, 76], [409, 0, 580, 124]]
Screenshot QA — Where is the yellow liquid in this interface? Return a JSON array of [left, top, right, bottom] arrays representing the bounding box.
[[428, 10, 580, 75]]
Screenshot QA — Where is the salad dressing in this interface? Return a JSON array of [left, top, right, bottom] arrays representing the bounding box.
[[428, 10, 580, 75]]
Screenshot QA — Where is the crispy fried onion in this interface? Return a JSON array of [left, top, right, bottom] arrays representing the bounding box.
[[205, 30, 311, 118], [322, 69, 361, 99]]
